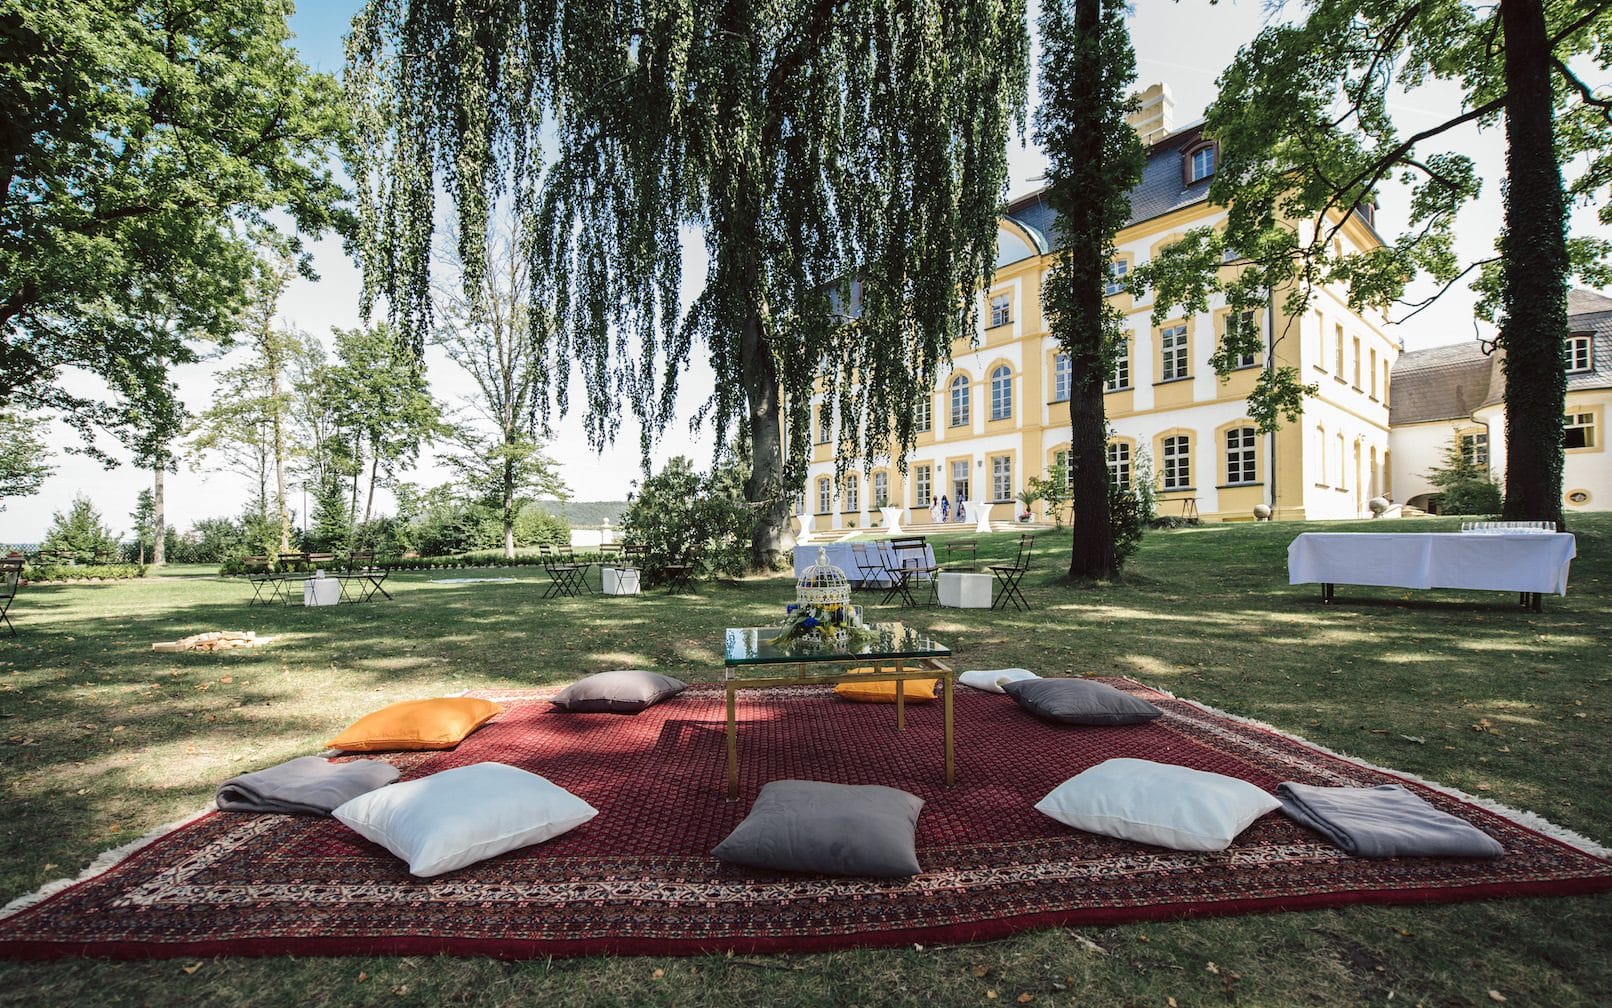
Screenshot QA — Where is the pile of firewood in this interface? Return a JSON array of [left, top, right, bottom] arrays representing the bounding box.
[[151, 631, 274, 653]]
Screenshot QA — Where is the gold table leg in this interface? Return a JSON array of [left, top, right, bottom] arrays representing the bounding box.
[[726, 681, 739, 800], [894, 666, 906, 732]]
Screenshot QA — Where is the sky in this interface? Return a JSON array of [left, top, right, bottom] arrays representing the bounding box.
[[2, 0, 1547, 542]]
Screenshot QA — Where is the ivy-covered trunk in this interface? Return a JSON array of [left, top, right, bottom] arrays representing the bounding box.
[[1498, 0, 1568, 529]]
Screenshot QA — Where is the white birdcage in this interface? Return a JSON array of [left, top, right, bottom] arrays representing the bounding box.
[[795, 547, 853, 609]]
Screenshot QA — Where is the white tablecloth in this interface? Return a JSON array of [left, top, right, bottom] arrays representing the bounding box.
[[1288, 532, 1576, 595], [792, 541, 938, 587]]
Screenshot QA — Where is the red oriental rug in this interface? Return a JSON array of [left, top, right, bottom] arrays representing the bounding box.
[[2, 678, 1610, 960]]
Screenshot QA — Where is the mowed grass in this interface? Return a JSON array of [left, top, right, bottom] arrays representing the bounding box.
[[1, 516, 1609, 1007]]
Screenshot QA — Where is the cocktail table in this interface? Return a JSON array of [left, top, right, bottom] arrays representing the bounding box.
[[721, 623, 954, 799]]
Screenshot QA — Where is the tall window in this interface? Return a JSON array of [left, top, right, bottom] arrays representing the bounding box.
[[1105, 259, 1129, 296], [1335, 324, 1345, 374], [951, 459, 970, 502], [915, 394, 932, 433], [1053, 353, 1072, 401], [1163, 435, 1191, 490], [1107, 442, 1131, 490], [1055, 449, 1073, 490], [1315, 426, 1328, 485], [1369, 348, 1379, 398], [1161, 325, 1189, 381], [817, 406, 831, 444], [949, 375, 970, 427], [1224, 311, 1258, 368], [1352, 336, 1362, 388], [914, 465, 932, 506], [816, 478, 832, 514], [989, 365, 1012, 420], [1188, 145, 1216, 182], [844, 475, 859, 513], [1336, 433, 1347, 488], [989, 293, 1011, 328], [991, 455, 1012, 500], [1108, 341, 1130, 391], [1460, 432, 1489, 468], [1568, 334, 1594, 373], [1316, 312, 1328, 371], [1225, 427, 1257, 484], [1565, 411, 1596, 449], [873, 470, 889, 508]]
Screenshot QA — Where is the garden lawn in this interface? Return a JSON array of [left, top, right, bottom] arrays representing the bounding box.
[[1, 515, 1608, 1007]]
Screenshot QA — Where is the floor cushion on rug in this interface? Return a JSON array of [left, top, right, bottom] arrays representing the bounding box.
[[832, 666, 938, 704], [1003, 677, 1162, 725], [332, 762, 598, 877], [712, 779, 925, 877], [215, 755, 400, 815], [326, 697, 504, 752], [959, 667, 1038, 693], [1277, 782, 1506, 858], [1037, 757, 1281, 851], [549, 670, 688, 713]]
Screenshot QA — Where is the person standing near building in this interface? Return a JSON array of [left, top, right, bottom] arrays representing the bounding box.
[[938, 494, 950, 522], [956, 500, 966, 523]]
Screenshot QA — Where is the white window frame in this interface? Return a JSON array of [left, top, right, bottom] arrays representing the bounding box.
[[817, 406, 831, 444], [873, 470, 889, 508], [1108, 341, 1130, 391], [1105, 259, 1128, 297], [1225, 311, 1259, 368], [1163, 435, 1191, 490], [1107, 442, 1131, 491], [816, 478, 832, 514], [914, 394, 932, 433], [989, 365, 1012, 420], [1161, 325, 1189, 381], [1460, 431, 1489, 468], [1189, 145, 1215, 182], [844, 474, 859, 513], [1053, 353, 1072, 402], [1565, 411, 1596, 450], [950, 459, 970, 502], [914, 465, 932, 506], [991, 455, 1012, 501], [949, 375, 970, 428], [1567, 334, 1593, 373], [1225, 427, 1257, 485], [989, 293, 1011, 328]]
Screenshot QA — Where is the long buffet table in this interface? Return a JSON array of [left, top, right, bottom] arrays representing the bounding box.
[[1287, 531, 1577, 610]]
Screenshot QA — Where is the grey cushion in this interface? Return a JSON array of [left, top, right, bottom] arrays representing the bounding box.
[[712, 780, 924, 877], [550, 670, 687, 714], [1002, 678, 1162, 725]]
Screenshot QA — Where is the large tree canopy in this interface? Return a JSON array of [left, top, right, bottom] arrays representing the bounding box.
[[1137, 0, 1612, 526], [347, 0, 1030, 566], [0, 1, 353, 450]]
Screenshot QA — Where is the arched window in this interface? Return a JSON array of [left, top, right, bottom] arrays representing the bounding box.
[[990, 365, 1012, 420], [949, 375, 971, 428], [1052, 353, 1071, 401], [816, 478, 832, 514]]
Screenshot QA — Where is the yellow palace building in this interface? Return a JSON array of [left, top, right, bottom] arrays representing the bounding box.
[[803, 86, 1399, 532]]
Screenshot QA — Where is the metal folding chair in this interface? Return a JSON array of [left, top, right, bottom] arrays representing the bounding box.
[[540, 545, 592, 598], [244, 556, 287, 606], [1, 558, 22, 635], [991, 534, 1036, 611], [884, 537, 936, 607]]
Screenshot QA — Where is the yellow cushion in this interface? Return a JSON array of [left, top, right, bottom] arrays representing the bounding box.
[[326, 697, 504, 752], [833, 666, 939, 704]]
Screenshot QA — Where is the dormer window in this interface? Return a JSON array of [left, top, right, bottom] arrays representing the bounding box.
[[1185, 142, 1216, 183], [1568, 334, 1593, 373]]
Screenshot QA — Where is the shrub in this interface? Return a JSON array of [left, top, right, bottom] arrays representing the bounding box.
[[620, 456, 752, 582], [1110, 482, 1146, 569], [24, 563, 145, 582], [39, 495, 121, 563], [1424, 436, 1503, 516]]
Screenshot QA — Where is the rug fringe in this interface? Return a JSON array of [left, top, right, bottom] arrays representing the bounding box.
[[0, 807, 213, 919], [1129, 678, 1612, 860]]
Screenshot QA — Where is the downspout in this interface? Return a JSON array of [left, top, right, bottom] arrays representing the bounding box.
[[1266, 292, 1279, 517]]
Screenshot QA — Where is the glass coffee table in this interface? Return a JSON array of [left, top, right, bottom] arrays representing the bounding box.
[[721, 622, 955, 799]]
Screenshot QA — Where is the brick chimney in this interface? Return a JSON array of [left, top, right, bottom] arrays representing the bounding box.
[[1126, 83, 1174, 145]]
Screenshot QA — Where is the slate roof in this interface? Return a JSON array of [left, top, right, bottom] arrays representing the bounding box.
[[1003, 121, 1215, 257], [1389, 289, 1612, 424]]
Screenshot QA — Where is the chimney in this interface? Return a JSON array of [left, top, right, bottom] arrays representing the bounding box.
[[1126, 83, 1174, 146]]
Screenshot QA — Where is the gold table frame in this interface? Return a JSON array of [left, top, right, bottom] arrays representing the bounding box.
[[721, 626, 955, 800]]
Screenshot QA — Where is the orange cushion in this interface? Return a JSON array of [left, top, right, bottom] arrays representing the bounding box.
[[833, 666, 939, 704], [326, 697, 504, 752]]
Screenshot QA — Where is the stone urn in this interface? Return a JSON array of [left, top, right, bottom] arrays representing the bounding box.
[[1367, 496, 1389, 517], [1252, 503, 1272, 521]]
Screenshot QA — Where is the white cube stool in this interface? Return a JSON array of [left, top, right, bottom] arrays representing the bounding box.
[[303, 576, 340, 606], [937, 571, 993, 609], [601, 566, 641, 596]]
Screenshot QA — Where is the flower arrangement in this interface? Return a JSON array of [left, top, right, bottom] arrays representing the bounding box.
[[771, 601, 880, 646]]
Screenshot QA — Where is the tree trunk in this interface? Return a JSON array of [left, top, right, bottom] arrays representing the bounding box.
[[1063, 0, 1118, 580], [740, 301, 794, 571], [152, 463, 166, 566], [362, 445, 379, 541], [270, 357, 290, 552], [503, 444, 517, 560], [1498, 0, 1568, 529]]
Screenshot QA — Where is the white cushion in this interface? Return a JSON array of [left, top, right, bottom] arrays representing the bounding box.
[[333, 762, 598, 877], [959, 668, 1039, 693], [1035, 758, 1280, 851]]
